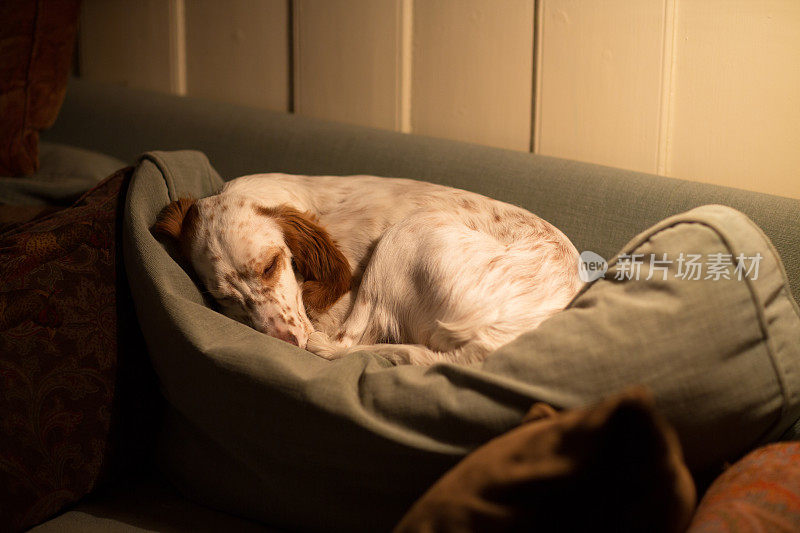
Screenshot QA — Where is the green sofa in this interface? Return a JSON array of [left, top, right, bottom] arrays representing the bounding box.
[[22, 78, 800, 531]]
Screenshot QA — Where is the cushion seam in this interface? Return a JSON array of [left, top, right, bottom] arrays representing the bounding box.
[[139, 152, 179, 199], [605, 217, 792, 428], [738, 215, 800, 324]]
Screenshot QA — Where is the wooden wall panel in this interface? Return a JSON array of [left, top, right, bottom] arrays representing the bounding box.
[[185, 0, 289, 111], [293, 0, 402, 130], [535, 0, 666, 173], [666, 0, 800, 198], [80, 0, 179, 93], [411, 0, 534, 151], [76, 1, 800, 198]]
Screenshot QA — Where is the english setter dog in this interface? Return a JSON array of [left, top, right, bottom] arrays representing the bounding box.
[[154, 174, 582, 365]]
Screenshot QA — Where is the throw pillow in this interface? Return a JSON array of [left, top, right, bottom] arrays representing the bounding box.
[[394, 388, 696, 533], [688, 442, 800, 532], [0, 168, 125, 532], [0, 0, 81, 176]]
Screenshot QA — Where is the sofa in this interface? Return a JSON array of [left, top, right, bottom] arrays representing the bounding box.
[[1, 78, 799, 532]]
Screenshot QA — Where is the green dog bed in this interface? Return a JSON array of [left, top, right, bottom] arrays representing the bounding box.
[[125, 150, 800, 532]]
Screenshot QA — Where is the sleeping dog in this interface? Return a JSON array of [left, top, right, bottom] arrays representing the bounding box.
[[154, 173, 582, 364]]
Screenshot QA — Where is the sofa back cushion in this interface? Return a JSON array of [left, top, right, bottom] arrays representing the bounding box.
[[43, 78, 800, 304]]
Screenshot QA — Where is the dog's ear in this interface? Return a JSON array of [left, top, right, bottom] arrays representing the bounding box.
[[153, 198, 198, 257], [264, 206, 351, 314]]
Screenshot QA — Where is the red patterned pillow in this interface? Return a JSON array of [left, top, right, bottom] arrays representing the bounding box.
[[0, 168, 128, 532], [688, 442, 800, 532], [0, 0, 81, 176]]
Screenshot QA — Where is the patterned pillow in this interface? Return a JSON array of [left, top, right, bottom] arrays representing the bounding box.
[[0, 168, 127, 532], [0, 0, 81, 176], [688, 442, 800, 532]]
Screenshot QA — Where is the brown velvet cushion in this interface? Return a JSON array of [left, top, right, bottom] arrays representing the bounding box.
[[0, 0, 81, 176], [394, 389, 697, 533], [0, 168, 127, 532]]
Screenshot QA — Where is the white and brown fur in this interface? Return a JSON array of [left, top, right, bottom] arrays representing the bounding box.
[[154, 174, 582, 365]]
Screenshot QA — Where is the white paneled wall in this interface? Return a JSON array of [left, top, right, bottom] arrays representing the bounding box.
[[666, 0, 800, 195], [185, 0, 289, 110], [412, 0, 534, 150], [293, 0, 403, 129], [534, 0, 667, 173], [80, 0, 180, 93], [535, 0, 799, 198], [81, 0, 289, 110], [79, 0, 799, 198]]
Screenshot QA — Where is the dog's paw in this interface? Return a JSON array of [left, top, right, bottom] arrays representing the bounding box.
[[306, 331, 344, 360]]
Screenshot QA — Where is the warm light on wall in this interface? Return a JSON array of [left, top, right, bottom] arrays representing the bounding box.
[[79, 0, 799, 199]]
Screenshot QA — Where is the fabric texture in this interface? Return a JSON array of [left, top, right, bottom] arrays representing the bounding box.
[[0, 142, 126, 205], [394, 388, 696, 533], [688, 442, 800, 532], [0, 0, 80, 176], [124, 150, 800, 532], [0, 168, 126, 532]]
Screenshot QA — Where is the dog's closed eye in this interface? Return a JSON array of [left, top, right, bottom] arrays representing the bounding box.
[[262, 256, 279, 279]]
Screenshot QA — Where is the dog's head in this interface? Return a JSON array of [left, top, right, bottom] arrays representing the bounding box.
[[153, 194, 351, 348]]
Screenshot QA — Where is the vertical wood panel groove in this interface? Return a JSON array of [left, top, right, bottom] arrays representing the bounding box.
[[169, 0, 186, 95], [532, 0, 544, 153], [399, 0, 413, 133], [291, 0, 301, 115], [287, 0, 295, 113], [656, 0, 676, 175]]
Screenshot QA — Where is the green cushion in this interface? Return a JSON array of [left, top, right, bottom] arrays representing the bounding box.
[[124, 150, 800, 532], [0, 142, 125, 205]]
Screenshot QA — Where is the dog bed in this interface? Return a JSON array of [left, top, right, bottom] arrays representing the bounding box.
[[125, 150, 800, 532]]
